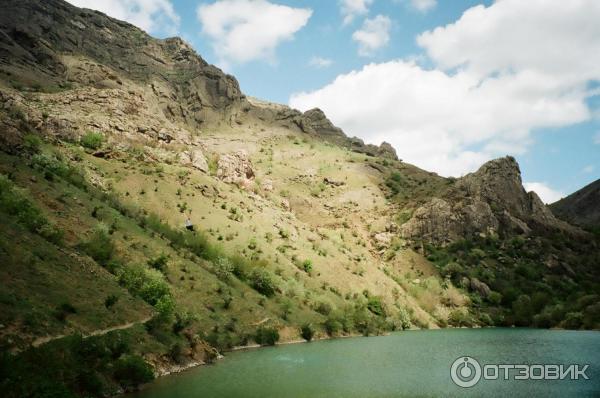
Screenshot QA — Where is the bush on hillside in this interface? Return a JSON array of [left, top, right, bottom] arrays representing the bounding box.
[[22, 133, 42, 154], [249, 268, 277, 297], [300, 324, 314, 341], [254, 327, 279, 346], [367, 296, 386, 316], [213, 256, 235, 281], [117, 265, 173, 317], [323, 316, 342, 336], [147, 253, 169, 273], [81, 224, 114, 266], [80, 131, 104, 150], [0, 174, 63, 244], [112, 355, 154, 389]]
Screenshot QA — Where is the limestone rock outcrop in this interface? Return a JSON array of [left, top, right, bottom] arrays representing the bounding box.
[[400, 156, 575, 244], [217, 150, 255, 187], [179, 149, 208, 173]]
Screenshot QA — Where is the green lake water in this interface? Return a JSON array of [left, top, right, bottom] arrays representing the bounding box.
[[133, 328, 600, 397]]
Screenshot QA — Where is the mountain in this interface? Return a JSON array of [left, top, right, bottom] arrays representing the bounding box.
[[399, 156, 577, 244], [0, 1, 599, 397], [550, 179, 600, 229]]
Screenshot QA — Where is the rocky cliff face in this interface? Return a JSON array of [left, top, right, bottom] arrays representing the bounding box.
[[400, 156, 575, 244], [550, 178, 600, 228], [0, 0, 243, 128]]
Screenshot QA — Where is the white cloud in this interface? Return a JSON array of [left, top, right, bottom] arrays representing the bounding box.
[[352, 15, 391, 57], [309, 56, 333, 68], [417, 0, 600, 82], [197, 0, 312, 66], [290, 60, 588, 176], [582, 165, 595, 173], [594, 131, 600, 144], [290, 1, 600, 177], [67, 0, 180, 36], [410, 0, 437, 13], [339, 0, 373, 25], [523, 182, 565, 204]]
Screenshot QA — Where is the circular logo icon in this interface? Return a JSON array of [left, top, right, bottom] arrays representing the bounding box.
[[450, 356, 482, 388]]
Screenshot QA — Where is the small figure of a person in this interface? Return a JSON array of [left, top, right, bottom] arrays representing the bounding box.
[[185, 216, 194, 231]]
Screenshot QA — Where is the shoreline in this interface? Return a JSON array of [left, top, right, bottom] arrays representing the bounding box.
[[152, 332, 367, 380]]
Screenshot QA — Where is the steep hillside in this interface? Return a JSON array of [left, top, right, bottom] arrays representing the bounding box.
[[1, 0, 599, 397], [550, 178, 600, 229]]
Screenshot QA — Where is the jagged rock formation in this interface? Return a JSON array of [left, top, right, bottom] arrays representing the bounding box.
[[298, 108, 345, 137], [550, 178, 600, 228], [400, 156, 575, 244], [217, 150, 255, 188], [245, 98, 398, 160], [0, 0, 243, 128]]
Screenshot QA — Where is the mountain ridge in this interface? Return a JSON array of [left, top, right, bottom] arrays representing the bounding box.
[[550, 178, 600, 229], [1, 1, 599, 397]]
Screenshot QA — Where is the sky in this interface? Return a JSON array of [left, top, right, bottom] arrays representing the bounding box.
[[66, 0, 600, 203]]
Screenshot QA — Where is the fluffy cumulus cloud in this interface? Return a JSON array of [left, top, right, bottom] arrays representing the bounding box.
[[410, 0, 437, 13], [197, 0, 312, 67], [352, 15, 391, 57], [309, 56, 333, 68], [523, 182, 565, 204], [339, 0, 374, 25], [290, 1, 600, 176], [67, 0, 179, 36]]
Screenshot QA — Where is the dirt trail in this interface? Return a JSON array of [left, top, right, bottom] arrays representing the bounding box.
[[31, 315, 153, 348]]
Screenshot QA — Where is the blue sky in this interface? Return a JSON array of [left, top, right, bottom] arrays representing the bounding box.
[[67, 0, 600, 202]]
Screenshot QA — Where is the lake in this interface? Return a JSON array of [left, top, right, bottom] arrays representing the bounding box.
[[133, 328, 600, 397]]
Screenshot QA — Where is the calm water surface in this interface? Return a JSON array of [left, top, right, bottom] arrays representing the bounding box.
[[133, 328, 600, 397]]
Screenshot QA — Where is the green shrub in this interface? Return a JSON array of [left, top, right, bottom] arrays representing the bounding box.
[[147, 253, 169, 273], [213, 257, 235, 281], [168, 343, 184, 363], [0, 175, 63, 244], [31, 153, 69, 177], [230, 254, 251, 280], [563, 312, 583, 329], [173, 312, 196, 334], [397, 307, 411, 330], [37, 223, 64, 244], [300, 324, 314, 341], [323, 317, 342, 336], [249, 268, 277, 297], [80, 132, 104, 150], [487, 291, 502, 305], [104, 295, 119, 309], [54, 302, 77, 322], [448, 309, 473, 327], [512, 294, 533, 326], [23, 134, 42, 154], [81, 224, 114, 266], [255, 327, 279, 346], [113, 355, 154, 389], [301, 259, 313, 273], [367, 296, 385, 316], [117, 265, 173, 316]]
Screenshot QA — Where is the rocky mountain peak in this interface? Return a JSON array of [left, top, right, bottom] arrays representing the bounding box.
[[400, 156, 576, 244], [456, 155, 529, 217]]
